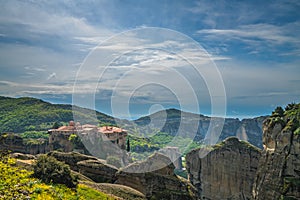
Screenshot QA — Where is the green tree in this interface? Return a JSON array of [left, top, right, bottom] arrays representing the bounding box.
[[285, 102, 296, 111], [126, 138, 130, 152], [52, 122, 62, 129], [272, 106, 284, 117], [33, 155, 78, 188]]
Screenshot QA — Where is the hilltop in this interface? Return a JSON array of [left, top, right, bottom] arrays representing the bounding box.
[[132, 108, 267, 148], [0, 96, 267, 148], [0, 96, 115, 133]]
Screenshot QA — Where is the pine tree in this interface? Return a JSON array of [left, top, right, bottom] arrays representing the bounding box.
[[126, 138, 130, 152]]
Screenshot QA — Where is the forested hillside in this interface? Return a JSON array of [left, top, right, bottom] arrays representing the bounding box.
[[0, 96, 115, 133], [0, 96, 266, 149]]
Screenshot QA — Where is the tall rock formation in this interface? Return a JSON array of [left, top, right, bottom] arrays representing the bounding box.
[[253, 104, 300, 199], [186, 137, 261, 199]]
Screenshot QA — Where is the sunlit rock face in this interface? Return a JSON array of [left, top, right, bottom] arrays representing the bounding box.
[[253, 108, 300, 200], [186, 137, 261, 200]]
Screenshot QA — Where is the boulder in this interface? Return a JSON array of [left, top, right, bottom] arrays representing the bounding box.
[[77, 159, 118, 183], [47, 151, 98, 171], [116, 153, 197, 200], [11, 152, 36, 160]]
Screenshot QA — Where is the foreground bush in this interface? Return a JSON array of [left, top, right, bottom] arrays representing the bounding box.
[[33, 154, 78, 188]]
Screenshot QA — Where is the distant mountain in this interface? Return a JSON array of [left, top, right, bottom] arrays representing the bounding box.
[[0, 96, 115, 133], [0, 96, 267, 148], [133, 108, 267, 148]]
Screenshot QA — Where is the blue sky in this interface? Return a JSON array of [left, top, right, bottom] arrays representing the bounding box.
[[0, 0, 299, 119]]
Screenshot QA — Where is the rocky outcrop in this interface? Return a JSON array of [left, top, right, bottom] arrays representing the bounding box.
[[186, 137, 261, 200], [0, 133, 48, 154], [11, 152, 36, 160], [47, 151, 117, 183], [83, 182, 147, 200], [116, 153, 197, 200], [48, 131, 74, 152], [253, 105, 300, 200], [47, 151, 98, 171], [77, 160, 118, 183]]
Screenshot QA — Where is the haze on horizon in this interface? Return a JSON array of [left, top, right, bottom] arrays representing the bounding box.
[[0, 0, 299, 120]]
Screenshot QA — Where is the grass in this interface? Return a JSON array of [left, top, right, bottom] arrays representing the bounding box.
[[82, 182, 146, 200], [77, 184, 117, 200], [0, 154, 117, 200]]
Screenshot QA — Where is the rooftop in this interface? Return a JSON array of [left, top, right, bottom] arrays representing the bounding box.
[[49, 121, 126, 135], [99, 126, 125, 134]]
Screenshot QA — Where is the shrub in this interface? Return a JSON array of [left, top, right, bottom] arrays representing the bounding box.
[[0, 149, 10, 162], [285, 103, 297, 111], [20, 131, 49, 139], [33, 155, 78, 188]]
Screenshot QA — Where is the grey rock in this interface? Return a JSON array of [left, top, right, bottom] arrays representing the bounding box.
[[186, 137, 261, 200]]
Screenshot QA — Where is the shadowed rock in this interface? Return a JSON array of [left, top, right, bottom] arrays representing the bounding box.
[[186, 137, 261, 200], [116, 153, 197, 200], [47, 151, 117, 183], [47, 151, 98, 171], [77, 159, 118, 183]]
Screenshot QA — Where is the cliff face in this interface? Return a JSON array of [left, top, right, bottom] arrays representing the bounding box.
[[116, 153, 197, 200], [0, 133, 48, 154], [253, 105, 300, 200], [186, 137, 261, 200]]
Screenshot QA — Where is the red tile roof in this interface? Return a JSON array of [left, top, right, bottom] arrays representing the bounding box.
[[57, 125, 76, 131], [99, 126, 125, 134], [82, 124, 98, 128], [49, 123, 126, 135]]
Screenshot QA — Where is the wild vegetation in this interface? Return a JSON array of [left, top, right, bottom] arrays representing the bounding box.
[[33, 155, 78, 188], [0, 150, 116, 200], [270, 103, 300, 134], [129, 132, 201, 161]]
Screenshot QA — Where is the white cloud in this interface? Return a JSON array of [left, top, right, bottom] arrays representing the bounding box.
[[197, 23, 300, 52], [24, 66, 47, 72], [0, 1, 114, 53], [0, 0, 299, 118]]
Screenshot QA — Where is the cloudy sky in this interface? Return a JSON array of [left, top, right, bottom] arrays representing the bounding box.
[[0, 0, 299, 119]]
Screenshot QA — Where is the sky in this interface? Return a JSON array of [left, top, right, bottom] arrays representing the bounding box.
[[0, 0, 299, 120]]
